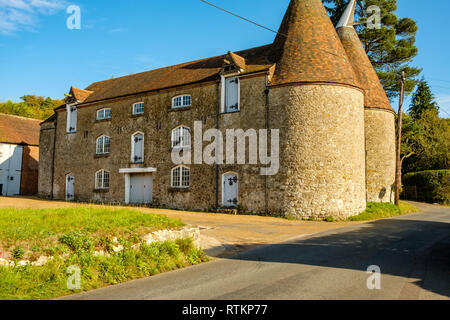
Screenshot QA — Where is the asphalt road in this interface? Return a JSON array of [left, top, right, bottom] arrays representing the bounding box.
[[66, 202, 450, 300]]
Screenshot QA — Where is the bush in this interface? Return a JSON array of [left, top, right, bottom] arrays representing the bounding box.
[[12, 247, 25, 260], [59, 232, 94, 253], [402, 170, 450, 204]]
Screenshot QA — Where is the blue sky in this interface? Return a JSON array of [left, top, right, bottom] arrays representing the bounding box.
[[0, 0, 449, 118]]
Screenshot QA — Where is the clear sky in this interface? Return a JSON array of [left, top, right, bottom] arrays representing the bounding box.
[[0, 0, 449, 118]]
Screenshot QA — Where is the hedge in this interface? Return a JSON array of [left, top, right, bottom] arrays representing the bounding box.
[[402, 170, 450, 204]]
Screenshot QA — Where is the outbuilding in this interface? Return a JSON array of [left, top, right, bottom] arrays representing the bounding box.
[[0, 113, 40, 196]]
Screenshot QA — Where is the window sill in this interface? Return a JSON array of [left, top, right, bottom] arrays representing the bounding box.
[[131, 113, 145, 118], [169, 187, 191, 193], [95, 119, 111, 123], [95, 153, 110, 159], [66, 131, 77, 135], [93, 189, 109, 193], [169, 106, 191, 112], [220, 110, 240, 115], [170, 147, 191, 152]]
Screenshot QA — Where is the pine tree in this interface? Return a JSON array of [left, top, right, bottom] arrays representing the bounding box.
[[323, 0, 421, 99], [408, 78, 439, 120]]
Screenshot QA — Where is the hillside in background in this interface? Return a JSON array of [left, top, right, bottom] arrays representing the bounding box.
[[0, 95, 63, 120]]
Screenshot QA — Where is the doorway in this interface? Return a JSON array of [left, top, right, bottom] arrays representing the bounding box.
[[65, 174, 74, 201], [0, 144, 23, 196], [129, 173, 153, 204], [222, 172, 238, 207]]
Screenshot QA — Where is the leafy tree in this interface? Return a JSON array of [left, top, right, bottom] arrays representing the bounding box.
[[408, 78, 439, 119], [401, 111, 450, 173], [323, 0, 421, 98], [0, 95, 63, 120], [399, 113, 425, 168]]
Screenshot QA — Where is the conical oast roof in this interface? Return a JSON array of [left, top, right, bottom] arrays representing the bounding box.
[[336, 0, 393, 111], [269, 0, 360, 88]]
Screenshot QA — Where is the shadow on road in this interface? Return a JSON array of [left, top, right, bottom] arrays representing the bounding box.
[[221, 218, 450, 298]]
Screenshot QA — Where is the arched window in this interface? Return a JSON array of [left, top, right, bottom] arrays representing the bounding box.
[[171, 126, 191, 149], [172, 126, 191, 148], [97, 108, 111, 120], [171, 166, 190, 188], [131, 132, 144, 163], [95, 170, 110, 189], [172, 95, 191, 109], [96, 135, 110, 154]]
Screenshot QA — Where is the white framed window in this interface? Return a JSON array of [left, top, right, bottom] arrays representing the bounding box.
[[171, 126, 191, 149], [97, 108, 111, 120], [172, 95, 192, 109], [66, 105, 77, 133], [133, 102, 145, 115], [131, 132, 144, 163], [96, 135, 110, 154], [95, 170, 110, 189], [221, 76, 240, 113], [171, 166, 190, 188]]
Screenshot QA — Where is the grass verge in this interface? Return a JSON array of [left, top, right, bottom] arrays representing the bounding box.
[[348, 201, 420, 221], [0, 207, 184, 257], [0, 207, 209, 300]]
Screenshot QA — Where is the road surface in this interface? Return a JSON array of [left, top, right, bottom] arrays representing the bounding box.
[[66, 202, 450, 300]]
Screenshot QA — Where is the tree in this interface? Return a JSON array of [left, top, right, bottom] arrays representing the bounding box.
[[323, 0, 421, 98], [0, 95, 64, 120], [408, 78, 439, 120], [399, 113, 425, 169], [401, 111, 450, 173]]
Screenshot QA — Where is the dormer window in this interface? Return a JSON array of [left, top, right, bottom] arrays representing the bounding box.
[[133, 102, 144, 115], [172, 95, 191, 109], [96, 135, 110, 155], [97, 108, 111, 120]]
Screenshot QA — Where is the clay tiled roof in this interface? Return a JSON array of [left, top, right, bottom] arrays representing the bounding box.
[[80, 45, 273, 105], [41, 113, 57, 124], [227, 51, 247, 70], [336, 1, 393, 111], [70, 87, 93, 103], [0, 113, 41, 146], [269, 0, 360, 88], [337, 27, 393, 112]]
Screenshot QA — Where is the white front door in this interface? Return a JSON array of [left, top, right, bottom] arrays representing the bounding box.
[[130, 174, 152, 204], [66, 175, 74, 201], [223, 173, 238, 207], [0, 144, 23, 196]]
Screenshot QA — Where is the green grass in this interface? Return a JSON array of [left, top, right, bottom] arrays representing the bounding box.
[[0, 207, 184, 255], [0, 207, 209, 300], [348, 201, 420, 221], [0, 238, 208, 300]]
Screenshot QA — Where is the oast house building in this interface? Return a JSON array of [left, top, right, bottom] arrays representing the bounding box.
[[39, 0, 396, 219]]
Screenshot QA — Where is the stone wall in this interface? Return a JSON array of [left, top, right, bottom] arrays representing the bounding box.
[[39, 79, 382, 219], [267, 84, 366, 219], [364, 108, 396, 203], [47, 75, 269, 213], [20, 145, 39, 195], [38, 121, 56, 198]]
